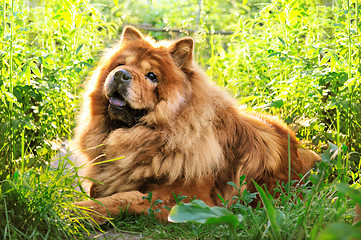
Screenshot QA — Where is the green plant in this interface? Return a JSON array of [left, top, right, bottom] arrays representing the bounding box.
[[317, 184, 361, 240], [1, 0, 360, 238], [172, 192, 188, 204], [0, 0, 117, 180], [200, 0, 361, 157], [142, 191, 164, 218], [254, 182, 282, 240], [227, 175, 257, 208], [169, 199, 243, 239], [0, 156, 87, 239]]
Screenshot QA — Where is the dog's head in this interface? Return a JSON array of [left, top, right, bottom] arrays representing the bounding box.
[[96, 26, 194, 127]]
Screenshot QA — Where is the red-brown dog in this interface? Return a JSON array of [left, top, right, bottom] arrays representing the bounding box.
[[73, 26, 320, 224]]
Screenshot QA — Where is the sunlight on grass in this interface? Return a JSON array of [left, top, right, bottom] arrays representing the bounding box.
[[1, 0, 360, 239]]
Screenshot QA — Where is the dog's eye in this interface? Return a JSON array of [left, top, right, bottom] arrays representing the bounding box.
[[146, 72, 157, 83]]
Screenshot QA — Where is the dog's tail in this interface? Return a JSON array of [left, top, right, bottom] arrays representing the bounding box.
[[298, 148, 321, 176]]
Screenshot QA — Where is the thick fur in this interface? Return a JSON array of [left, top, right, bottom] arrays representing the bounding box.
[[73, 26, 320, 224]]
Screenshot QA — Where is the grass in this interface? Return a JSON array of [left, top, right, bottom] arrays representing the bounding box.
[[1, 0, 361, 239]]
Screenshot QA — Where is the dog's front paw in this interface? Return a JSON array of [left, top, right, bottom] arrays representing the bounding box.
[[71, 200, 112, 225]]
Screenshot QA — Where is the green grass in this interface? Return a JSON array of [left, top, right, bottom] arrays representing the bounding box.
[[1, 160, 83, 239], [1, 0, 361, 239]]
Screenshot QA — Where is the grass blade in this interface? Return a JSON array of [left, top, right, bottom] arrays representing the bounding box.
[[253, 181, 282, 240]]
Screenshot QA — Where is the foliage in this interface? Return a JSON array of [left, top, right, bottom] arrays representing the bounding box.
[[0, 0, 117, 180], [202, 0, 361, 157], [254, 182, 282, 240], [0, 156, 87, 239], [169, 199, 243, 239], [142, 191, 164, 218], [1, 0, 360, 239], [167, 154, 354, 239], [317, 184, 361, 239]]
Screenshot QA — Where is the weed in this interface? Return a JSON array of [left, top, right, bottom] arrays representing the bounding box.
[[142, 191, 163, 218], [1, 0, 360, 238]]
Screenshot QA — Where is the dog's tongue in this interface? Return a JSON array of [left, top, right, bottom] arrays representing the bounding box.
[[109, 97, 126, 107]]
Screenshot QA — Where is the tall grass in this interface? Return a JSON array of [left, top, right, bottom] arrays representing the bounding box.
[[1, 160, 86, 239], [200, 0, 361, 157], [0, 0, 118, 180], [8, 0, 14, 172], [0, 0, 360, 239]]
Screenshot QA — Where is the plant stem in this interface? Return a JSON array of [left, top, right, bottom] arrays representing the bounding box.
[[347, 0, 352, 150], [288, 133, 291, 195], [2, 0, 5, 40], [357, 0, 359, 66], [4, 199, 10, 238], [336, 108, 344, 183], [21, 129, 25, 175], [229, 225, 239, 240], [303, 169, 325, 231], [196, 0, 202, 29], [8, 0, 15, 174]]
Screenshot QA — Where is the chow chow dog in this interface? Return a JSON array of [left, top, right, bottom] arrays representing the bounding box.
[[73, 26, 320, 224]]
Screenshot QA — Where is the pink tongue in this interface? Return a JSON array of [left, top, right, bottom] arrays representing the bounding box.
[[109, 97, 126, 107]]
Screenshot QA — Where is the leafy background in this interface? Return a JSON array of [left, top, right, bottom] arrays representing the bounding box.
[[1, 0, 361, 239]]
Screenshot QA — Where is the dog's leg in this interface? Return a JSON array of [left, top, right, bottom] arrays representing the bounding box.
[[73, 191, 152, 225], [73, 180, 216, 225], [73, 190, 177, 225]]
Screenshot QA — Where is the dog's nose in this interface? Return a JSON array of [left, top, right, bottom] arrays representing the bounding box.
[[113, 69, 132, 83], [105, 69, 132, 99]]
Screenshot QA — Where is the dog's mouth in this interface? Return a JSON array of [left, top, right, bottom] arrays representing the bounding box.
[[109, 96, 127, 109], [107, 95, 147, 127]]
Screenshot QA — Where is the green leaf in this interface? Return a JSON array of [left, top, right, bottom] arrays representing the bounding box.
[[277, 37, 286, 46], [19, 63, 31, 84], [163, 206, 171, 211], [336, 184, 361, 205], [318, 223, 361, 240], [268, 52, 281, 58], [227, 181, 239, 191], [240, 95, 257, 104], [153, 199, 163, 206], [74, 44, 84, 56], [143, 191, 153, 201], [330, 55, 335, 70], [29, 61, 42, 78], [41, 56, 55, 69], [168, 199, 243, 229], [204, 215, 242, 228], [340, 77, 356, 91], [319, 52, 331, 66], [239, 175, 246, 186], [4, 92, 20, 107], [320, 142, 339, 162], [259, 99, 284, 110], [113, 0, 119, 8], [254, 181, 282, 240]]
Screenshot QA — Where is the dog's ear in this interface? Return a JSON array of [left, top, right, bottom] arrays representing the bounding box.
[[121, 26, 144, 42], [170, 38, 194, 68]]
